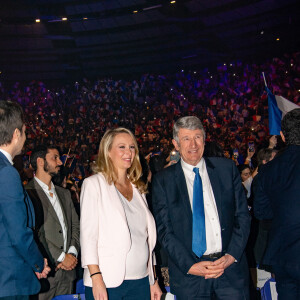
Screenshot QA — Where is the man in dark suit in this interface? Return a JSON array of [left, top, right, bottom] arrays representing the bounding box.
[[26, 145, 80, 300], [254, 108, 300, 299], [0, 101, 50, 300], [152, 116, 250, 299]]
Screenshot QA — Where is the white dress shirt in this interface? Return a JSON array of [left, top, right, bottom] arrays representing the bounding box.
[[181, 158, 222, 255], [34, 176, 77, 261], [0, 149, 13, 165]]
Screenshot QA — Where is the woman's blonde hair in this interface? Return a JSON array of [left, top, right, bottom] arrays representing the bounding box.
[[93, 127, 147, 194]]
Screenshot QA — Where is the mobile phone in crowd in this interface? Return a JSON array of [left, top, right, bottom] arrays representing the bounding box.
[[170, 150, 180, 162], [248, 141, 254, 152], [233, 149, 239, 159]]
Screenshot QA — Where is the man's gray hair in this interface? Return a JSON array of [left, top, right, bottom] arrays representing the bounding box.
[[173, 116, 206, 143]]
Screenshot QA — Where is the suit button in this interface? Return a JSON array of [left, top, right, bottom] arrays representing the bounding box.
[[60, 246, 63, 249], [59, 230, 62, 233]]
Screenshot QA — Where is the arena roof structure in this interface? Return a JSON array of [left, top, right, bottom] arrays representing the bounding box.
[[0, 0, 299, 82]]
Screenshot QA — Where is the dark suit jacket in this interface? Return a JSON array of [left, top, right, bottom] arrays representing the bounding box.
[[152, 157, 250, 296], [26, 178, 80, 281], [0, 152, 44, 297], [254, 145, 300, 271]]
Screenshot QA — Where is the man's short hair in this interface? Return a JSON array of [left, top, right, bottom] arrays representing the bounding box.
[[281, 108, 300, 146], [257, 148, 275, 166], [30, 145, 58, 171], [173, 116, 206, 143], [0, 100, 25, 146]]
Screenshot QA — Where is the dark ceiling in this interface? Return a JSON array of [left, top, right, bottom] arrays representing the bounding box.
[[0, 0, 299, 82]]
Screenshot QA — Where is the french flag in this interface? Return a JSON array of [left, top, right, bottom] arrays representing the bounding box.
[[267, 87, 299, 135]]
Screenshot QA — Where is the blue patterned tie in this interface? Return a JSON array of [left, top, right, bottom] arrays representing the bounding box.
[[192, 167, 206, 257]]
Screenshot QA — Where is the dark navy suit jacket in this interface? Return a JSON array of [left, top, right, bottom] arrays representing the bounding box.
[[152, 157, 250, 296], [0, 151, 44, 297], [254, 145, 300, 271]]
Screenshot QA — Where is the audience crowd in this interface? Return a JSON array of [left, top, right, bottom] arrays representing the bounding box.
[[1, 52, 299, 183], [0, 51, 300, 299]]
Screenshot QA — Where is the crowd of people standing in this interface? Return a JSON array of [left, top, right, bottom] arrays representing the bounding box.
[[0, 52, 299, 182], [0, 51, 299, 300]]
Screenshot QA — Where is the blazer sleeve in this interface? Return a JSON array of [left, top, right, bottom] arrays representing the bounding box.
[[152, 173, 196, 274], [65, 189, 80, 253], [80, 177, 100, 268], [0, 166, 44, 272], [225, 161, 251, 261]]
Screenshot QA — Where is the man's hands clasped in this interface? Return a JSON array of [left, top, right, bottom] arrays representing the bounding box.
[[56, 253, 78, 271], [188, 254, 235, 279]]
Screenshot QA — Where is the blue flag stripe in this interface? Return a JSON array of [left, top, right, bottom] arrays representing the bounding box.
[[267, 87, 282, 135]]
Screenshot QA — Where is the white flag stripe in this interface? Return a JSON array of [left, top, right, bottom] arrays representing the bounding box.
[[275, 95, 299, 118]]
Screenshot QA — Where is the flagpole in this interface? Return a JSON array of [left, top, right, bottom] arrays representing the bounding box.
[[262, 72, 268, 88], [64, 147, 71, 166], [68, 156, 75, 168]]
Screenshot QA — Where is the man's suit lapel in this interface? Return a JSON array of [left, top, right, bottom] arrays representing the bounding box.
[[33, 179, 62, 226], [174, 161, 193, 220], [55, 187, 69, 231], [204, 157, 222, 221]]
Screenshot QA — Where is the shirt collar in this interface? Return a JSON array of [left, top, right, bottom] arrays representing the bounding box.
[[34, 176, 55, 193], [0, 149, 14, 165], [181, 157, 205, 176]]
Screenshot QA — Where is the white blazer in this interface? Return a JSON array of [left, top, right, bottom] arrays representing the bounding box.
[[80, 173, 157, 288]]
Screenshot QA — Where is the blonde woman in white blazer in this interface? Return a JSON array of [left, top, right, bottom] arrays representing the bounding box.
[[80, 128, 162, 300]]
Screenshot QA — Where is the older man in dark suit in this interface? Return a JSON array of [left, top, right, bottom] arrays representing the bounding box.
[[152, 116, 250, 300], [0, 101, 50, 300], [26, 145, 80, 300], [254, 108, 300, 300]]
